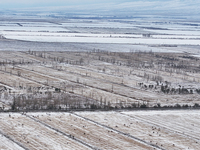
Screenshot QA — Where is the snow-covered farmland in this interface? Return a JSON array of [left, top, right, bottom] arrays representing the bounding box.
[[0, 26, 69, 32], [77, 110, 200, 150], [0, 110, 199, 150], [28, 112, 153, 149], [0, 51, 200, 110], [0, 113, 90, 150], [61, 21, 137, 28], [2, 34, 200, 45], [0, 133, 24, 150], [0, 31, 143, 38], [1, 18, 200, 47], [123, 110, 200, 140], [145, 29, 200, 36], [0, 17, 200, 150]]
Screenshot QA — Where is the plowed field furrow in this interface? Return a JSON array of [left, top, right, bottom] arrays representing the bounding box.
[[28, 112, 157, 150], [0, 113, 91, 150], [72, 112, 163, 150], [77, 111, 200, 150], [0, 131, 26, 150], [16, 65, 143, 104], [26, 114, 95, 150], [133, 114, 200, 140], [122, 111, 200, 142]]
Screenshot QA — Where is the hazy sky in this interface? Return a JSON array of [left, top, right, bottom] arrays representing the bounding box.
[[0, 0, 133, 8], [0, 0, 198, 8], [0, 0, 199, 17]]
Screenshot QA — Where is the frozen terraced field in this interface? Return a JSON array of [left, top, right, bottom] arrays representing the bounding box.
[[0, 110, 199, 150]]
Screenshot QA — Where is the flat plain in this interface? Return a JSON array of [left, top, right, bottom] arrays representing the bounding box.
[[0, 16, 200, 149], [0, 110, 200, 150]]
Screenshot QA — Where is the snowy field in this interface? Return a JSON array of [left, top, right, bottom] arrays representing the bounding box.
[[0, 110, 199, 150], [0, 16, 200, 150], [0, 51, 199, 110], [2, 35, 200, 45], [0, 18, 200, 55]]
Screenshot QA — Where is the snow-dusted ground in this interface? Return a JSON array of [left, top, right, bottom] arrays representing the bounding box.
[[0, 26, 69, 32], [15, 60, 200, 107], [27, 112, 153, 150], [0, 113, 90, 150], [145, 29, 200, 36], [152, 35, 200, 39], [0, 40, 184, 52], [0, 133, 24, 150], [0, 110, 199, 150], [1, 18, 200, 54], [77, 110, 200, 150], [123, 110, 200, 140], [61, 21, 137, 28], [0, 19, 200, 45], [0, 31, 143, 38], [3, 35, 200, 45], [0, 51, 199, 108]]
